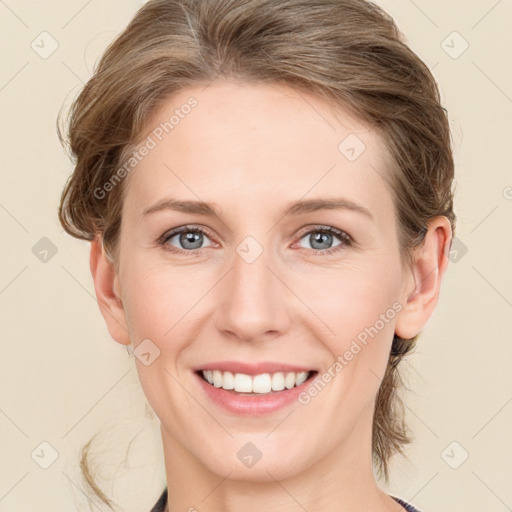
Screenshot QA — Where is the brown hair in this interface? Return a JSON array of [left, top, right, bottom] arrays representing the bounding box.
[[58, 0, 456, 507]]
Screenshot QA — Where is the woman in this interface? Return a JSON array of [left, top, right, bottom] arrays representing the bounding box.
[[58, 0, 455, 511]]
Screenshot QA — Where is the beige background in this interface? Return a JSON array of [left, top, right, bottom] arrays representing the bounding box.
[[1, 1, 511, 511]]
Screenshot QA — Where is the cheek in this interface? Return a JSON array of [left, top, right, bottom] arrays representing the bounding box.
[[121, 249, 402, 350], [299, 267, 400, 426], [119, 264, 199, 423], [295, 258, 402, 344], [120, 261, 192, 341]]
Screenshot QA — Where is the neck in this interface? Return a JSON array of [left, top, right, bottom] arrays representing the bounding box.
[[159, 408, 398, 512]]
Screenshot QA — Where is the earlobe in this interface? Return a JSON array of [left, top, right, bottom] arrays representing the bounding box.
[[394, 217, 452, 340], [89, 236, 131, 346]]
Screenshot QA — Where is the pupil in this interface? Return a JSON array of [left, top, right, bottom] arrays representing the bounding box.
[[181, 231, 202, 249]]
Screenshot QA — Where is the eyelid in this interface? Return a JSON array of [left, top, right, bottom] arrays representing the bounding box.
[[295, 224, 350, 240]]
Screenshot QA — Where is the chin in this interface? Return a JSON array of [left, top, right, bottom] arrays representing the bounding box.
[[200, 443, 311, 482]]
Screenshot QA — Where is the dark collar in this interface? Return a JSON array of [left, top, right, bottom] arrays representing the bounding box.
[[149, 488, 167, 512]]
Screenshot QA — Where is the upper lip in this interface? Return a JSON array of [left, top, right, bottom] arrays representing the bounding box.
[[193, 361, 316, 376]]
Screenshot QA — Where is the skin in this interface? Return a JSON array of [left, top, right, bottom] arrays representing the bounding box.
[[90, 80, 452, 512]]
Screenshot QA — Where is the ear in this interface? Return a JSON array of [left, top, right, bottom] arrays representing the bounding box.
[[394, 216, 453, 340], [89, 236, 131, 346]]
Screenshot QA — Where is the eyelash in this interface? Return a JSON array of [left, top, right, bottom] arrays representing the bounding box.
[[157, 224, 353, 257]]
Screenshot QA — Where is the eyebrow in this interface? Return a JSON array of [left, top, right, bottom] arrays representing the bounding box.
[[142, 197, 374, 222]]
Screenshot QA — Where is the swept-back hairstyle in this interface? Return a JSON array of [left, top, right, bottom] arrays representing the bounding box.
[[58, 0, 456, 507]]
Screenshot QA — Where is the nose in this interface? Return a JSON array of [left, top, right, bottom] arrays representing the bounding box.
[[214, 243, 291, 343]]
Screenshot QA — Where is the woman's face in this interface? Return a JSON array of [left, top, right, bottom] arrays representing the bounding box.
[[106, 80, 417, 481]]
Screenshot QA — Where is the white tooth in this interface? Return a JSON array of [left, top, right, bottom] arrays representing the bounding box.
[[284, 372, 296, 389], [202, 370, 311, 393], [234, 373, 253, 392], [213, 370, 223, 387], [222, 371, 234, 390], [271, 372, 285, 391], [295, 371, 309, 386], [252, 373, 272, 393]]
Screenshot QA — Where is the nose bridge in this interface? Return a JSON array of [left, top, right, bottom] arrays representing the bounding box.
[[214, 236, 290, 341]]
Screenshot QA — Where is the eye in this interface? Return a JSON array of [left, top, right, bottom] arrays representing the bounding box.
[[294, 226, 353, 256], [158, 224, 353, 257], [158, 225, 215, 254]]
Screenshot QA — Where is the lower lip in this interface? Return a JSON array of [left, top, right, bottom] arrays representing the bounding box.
[[194, 371, 317, 415]]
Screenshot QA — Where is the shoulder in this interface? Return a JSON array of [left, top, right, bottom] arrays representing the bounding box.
[[391, 495, 423, 512]]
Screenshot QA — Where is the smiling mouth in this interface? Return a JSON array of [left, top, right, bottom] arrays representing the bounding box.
[[196, 369, 318, 395]]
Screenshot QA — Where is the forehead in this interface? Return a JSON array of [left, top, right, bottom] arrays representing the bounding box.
[[123, 80, 395, 224]]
